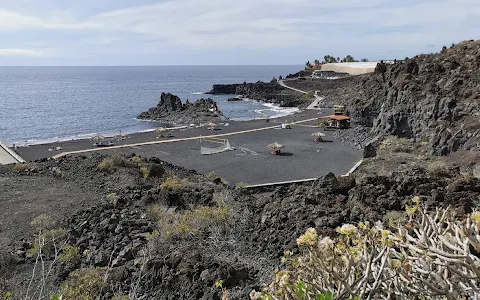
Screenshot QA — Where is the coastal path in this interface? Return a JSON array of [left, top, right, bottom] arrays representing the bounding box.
[[278, 79, 324, 110], [52, 117, 321, 159]]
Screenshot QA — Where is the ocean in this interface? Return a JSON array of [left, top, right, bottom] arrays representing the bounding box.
[[0, 65, 302, 146]]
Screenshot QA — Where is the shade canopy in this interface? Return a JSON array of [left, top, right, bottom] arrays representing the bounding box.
[[311, 132, 326, 137], [268, 142, 285, 150], [91, 135, 105, 141]]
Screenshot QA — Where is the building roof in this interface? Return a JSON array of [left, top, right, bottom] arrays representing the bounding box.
[[322, 115, 350, 121]]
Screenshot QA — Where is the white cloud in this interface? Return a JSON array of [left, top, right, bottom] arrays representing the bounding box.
[[0, 49, 44, 56], [0, 0, 479, 64]]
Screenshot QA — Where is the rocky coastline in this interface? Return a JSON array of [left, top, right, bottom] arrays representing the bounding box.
[[207, 81, 308, 107], [137, 92, 227, 125]]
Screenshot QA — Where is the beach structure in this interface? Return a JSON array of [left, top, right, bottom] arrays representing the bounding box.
[[319, 115, 351, 129], [200, 137, 234, 155], [268, 142, 285, 155], [0, 139, 25, 165], [312, 132, 326, 142]]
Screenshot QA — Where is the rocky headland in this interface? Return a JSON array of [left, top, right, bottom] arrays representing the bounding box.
[[286, 40, 480, 157], [137, 92, 227, 125]]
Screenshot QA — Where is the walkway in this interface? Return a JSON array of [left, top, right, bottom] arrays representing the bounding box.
[[278, 79, 324, 110]]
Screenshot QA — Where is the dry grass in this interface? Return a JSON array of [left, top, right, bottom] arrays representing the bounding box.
[[13, 163, 33, 172], [427, 160, 450, 177], [97, 156, 126, 173], [159, 175, 185, 190], [148, 198, 231, 243], [378, 136, 414, 154]]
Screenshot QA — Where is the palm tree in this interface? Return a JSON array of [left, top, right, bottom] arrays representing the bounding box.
[[314, 59, 320, 66], [305, 61, 312, 68]]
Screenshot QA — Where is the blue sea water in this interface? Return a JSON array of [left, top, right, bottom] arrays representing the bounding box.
[[0, 65, 302, 146]]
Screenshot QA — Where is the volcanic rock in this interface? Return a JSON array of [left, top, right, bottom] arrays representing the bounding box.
[[137, 92, 227, 125]]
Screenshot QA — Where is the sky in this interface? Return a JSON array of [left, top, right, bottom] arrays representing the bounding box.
[[0, 0, 478, 66]]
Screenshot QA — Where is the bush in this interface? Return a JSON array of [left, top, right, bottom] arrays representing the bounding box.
[[29, 228, 67, 257], [56, 268, 107, 299], [235, 182, 249, 190], [140, 166, 150, 179], [150, 201, 231, 242], [31, 214, 55, 232], [427, 160, 450, 177], [378, 136, 413, 153], [160, 175, 185, 190], [12, 163, 33, 172], [147, 204, 168, 222], [97, 156, 126, 173], [304, 92, 315, 100], [30, 214, 66, 257], [253, 201, 480, 299], [131, 156, 142, 164], [59, 245, 81, 266], [106, 193, 118, 206], [205, 171, 219, 181]]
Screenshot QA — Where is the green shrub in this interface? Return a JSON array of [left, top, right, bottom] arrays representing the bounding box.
[[59, 245, 81, 266], [304, 91, 315, 100], [31, 214, 55, 232], [205, 171, 219, 181], [106, 193, 118, 206], [151, 202, 231, 241], [57, 268, 107, 299], [131, 156, 142, 164], [97, 158, 116, 173], [160, 175, 185, 190], [253, 202, 480, 300], [140, 166, 150, 179], [235, 182, 249, 190], [29, 228, 67, 257], [97, 156, 126, 173]]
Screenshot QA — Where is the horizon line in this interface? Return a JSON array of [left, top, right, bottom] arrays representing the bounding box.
[[0, 64, 305, 67]]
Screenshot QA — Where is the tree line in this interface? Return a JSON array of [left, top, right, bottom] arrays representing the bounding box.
[[305, 55, 368, 68]]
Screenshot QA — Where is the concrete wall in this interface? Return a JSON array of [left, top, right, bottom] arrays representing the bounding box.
[[321, 62, 380, 75], [0, 139, 25, 165]]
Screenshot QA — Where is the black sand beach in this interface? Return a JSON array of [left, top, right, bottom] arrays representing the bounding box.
[[14, 109, 362, 185]]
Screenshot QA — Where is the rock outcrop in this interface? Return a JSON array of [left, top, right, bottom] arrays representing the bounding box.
[[207, 81, 305, 107], [206, 84, 241, 95], [137, 93, 227, 125]]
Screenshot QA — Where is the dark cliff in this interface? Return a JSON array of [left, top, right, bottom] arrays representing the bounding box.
[[292, 40, 480, 156]]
